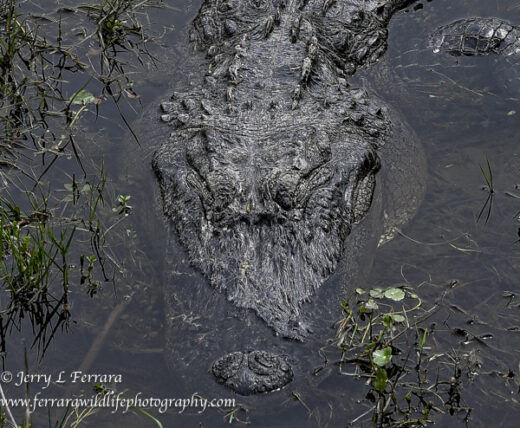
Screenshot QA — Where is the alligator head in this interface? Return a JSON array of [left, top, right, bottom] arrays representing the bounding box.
[[152, 0, 404, 343], [153, 90, 386, 340]]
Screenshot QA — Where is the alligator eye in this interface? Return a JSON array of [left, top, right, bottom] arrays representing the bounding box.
[[206, 169, 238, 211], [351, 151, 381, 222], [361, 150, 381, 175], [267, 170, 300, 211]]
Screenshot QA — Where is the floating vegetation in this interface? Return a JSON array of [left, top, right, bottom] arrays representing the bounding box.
[[0, 1, 174, 425], [0, 0, 82, 170], [0, 194, 75, 356], [0, 165, 117, 357], [318, 285, 477, 427]]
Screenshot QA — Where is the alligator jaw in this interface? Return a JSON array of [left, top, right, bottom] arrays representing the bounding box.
[[201, 212, 349, 341]]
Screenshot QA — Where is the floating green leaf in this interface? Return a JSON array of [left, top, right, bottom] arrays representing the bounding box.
[[390, 314, 405, 323], [70, 89, 96, 105], [384, 313, 405, 327], [81, 184, 92, 193], [383, 314, 391, 327], [373, 346, 392, 367], [375, 368, 387, 392], [365, 298, 379, 311], [384, 287, 405, 301], [355, 288, 365, 295], [419, 328, 428, 348], [369, 288, 384, 299]]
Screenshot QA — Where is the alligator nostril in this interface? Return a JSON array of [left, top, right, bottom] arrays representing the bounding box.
[[212, 351, 293, 395]]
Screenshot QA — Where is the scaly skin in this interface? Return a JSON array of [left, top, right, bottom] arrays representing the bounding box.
[[431, 17, 520, 57], [153, 0, 425, 394]]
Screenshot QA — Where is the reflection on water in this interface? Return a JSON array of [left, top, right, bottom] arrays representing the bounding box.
[[2, 0, 520, 426]]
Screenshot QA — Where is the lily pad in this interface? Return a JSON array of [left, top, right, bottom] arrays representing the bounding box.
[[390, 314, 405, 323], [384, 287, 405, 301], [369, 288, 384, 299], [365, 298, 379, 311]]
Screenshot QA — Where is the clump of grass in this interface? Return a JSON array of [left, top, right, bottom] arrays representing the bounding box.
[[0, 0, 172, 425], [0, 0, 166, 172], [0, 167, 114, 358], [0, 0, 169, 361], [0, 0, 86, 171], [79, 0, 156, 75], [0, 194, 73, 356], [75, 0, 162, 140]]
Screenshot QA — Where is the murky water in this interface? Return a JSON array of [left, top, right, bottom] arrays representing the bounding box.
[[368, 1, 520, 426], [3, 0, 520, 427]]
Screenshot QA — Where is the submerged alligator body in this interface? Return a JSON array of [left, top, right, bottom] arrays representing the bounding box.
[[153, 0, 427, 394]]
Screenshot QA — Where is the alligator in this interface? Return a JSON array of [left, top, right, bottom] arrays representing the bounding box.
[[152, 0, 428, 395], [431, 17, 520, 58], [429, 17, 520, 96]]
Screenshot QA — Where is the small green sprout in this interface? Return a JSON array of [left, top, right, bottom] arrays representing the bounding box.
[[114, 195, 132, 215]]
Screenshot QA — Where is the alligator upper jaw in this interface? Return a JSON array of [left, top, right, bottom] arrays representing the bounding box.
[[196, 203, 350, 341]]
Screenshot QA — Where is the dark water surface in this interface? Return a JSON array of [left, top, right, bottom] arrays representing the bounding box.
[[4, 0, 520, 426]]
